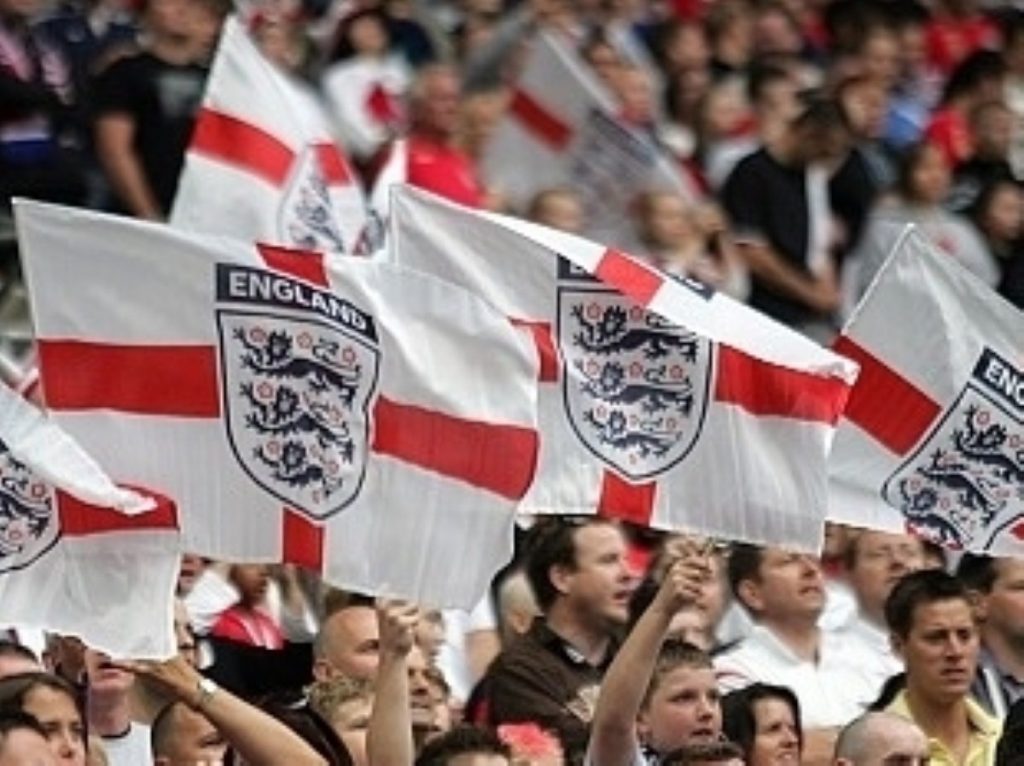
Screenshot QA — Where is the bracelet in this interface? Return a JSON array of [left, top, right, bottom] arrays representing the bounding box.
[[192, 677, 219, 710]]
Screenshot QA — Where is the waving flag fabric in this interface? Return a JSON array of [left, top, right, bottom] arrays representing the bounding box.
[[390, 186, 857, 551], [829, 226, 1024, 554], [0, 383, 179, 659], [171, 17, 367, 253], [481, 32, 698, 245], [17, 200, 539, 607]]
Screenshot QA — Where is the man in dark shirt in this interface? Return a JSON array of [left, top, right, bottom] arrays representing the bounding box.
[[92, 0, 225, 219], [476, 518, 635, 759], [722, 98, 853, 331]]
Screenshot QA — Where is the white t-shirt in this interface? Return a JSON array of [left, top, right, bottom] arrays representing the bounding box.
[[837, 614, 903, 703], [714, 625, 877, 728], [101, 722, 152, 766]]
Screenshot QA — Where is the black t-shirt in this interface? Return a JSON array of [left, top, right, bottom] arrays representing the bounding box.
[[722, 147, 814, 326], [92, 51, 207, 214]]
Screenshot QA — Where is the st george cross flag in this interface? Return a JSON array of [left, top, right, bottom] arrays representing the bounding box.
[[171, 17, 367, 253], [481, 32, 698, 245], [16, 200, 539, 608], [0, 383, 180, 659], [390, 186, 858, 550], [829, 226, 1024, 554], [322, 55, 409, 160]]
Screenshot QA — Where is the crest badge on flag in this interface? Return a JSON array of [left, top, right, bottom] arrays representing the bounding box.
[[279, 147, 348, 252], [216, 266, 380, 518], [0, 445, 58, 573], [557, 261, 712, 480], [829, 226, 1024, 555], [880, 349, 1024, 549]]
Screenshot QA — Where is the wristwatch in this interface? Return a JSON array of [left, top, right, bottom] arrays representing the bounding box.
[[193, 677, 219, 710]]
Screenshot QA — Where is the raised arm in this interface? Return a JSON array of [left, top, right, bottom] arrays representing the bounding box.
[[118, 655, 326, 766], [588, 556, 708, 766], [367, 600, 419, 766]]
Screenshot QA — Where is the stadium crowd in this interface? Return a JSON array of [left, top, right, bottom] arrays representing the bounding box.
[[3, 0, 1024, 763]]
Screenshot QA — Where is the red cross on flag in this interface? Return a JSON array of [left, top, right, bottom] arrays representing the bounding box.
[[0, 381, 179, 659], [829, 226, 1024, 554], [481, 31, 699, 245], [390, 186, 858, 551], [16, 200, 539, 608], [171, 17, 367, 254]]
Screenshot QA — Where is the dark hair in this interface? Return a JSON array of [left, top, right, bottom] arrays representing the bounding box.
[[0, 641, 39, 667], [895, 141, 944, 203], [524, 517, 612, 612], [941, 50, 1007, 105], [746, 63, 792, 107], [415, 725, 510, 766], [722, 683, 802, 760], [791, 96, 851, 135], [0, 709, 47, 741], [0, 672, 81, 715], [957, 554, 1000, 593], [660, 740, 745, 766], [726, 544, 763, 606], [868, 672, 906, 711], [884, 569, 972, 639]]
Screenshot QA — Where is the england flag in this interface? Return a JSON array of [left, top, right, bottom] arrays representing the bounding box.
[[390, 186, 858, 551], [17, 200, 539, 607], [171, 17, 367, 253], [829, 226, 1024, 555], [0, 382, 179, 659]]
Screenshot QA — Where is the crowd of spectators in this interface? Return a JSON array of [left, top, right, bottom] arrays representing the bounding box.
[[3, 0, 1024, 764]]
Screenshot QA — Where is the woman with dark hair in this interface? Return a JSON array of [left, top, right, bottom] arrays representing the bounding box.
[[721, 683, 802, 766], [969, 178, 1024, 309], [0, 672, 86, 765], [850, 140, 998, 302]]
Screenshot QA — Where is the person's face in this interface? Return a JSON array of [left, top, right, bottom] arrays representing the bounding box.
[[741, 549, 825, 620], [559, 524, 634, 627], [21, 688, 85, 766], [316, 607, 380, 681], [155, 706, 227, 765], [83, 649, 133, 696], [584, 42, 622, 86], [534, 193, 583, 234], [644, 194, 693, 247], [667, 609, 711, 651], [640, 666, 721, 752], [177, 554, 205, 596], [909, 145, 951, 205], [894, 598, 979, 704], [0, 728, 58, 766], [174, 600, 198, 668], [416, 71, 461, 138], [854, 720, 929, 766], [842, 81, 888, 140], [748, 698, 800, 766], [975, 107, 1013, 158], [231, 565, 269, 605], [147, 0, 193, 40], [980, 558, 1024, 644], [615, 69, 655, 125], [849, 532, 925, 621], [666, 24, 709, 72], [348, 14, 389, 55], [982, 184, 1024, 242], [407, 645, 436, 731], [861, 32, 900, 88]]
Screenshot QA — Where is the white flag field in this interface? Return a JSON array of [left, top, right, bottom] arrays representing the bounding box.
[[829, 226, 1024, 555], [481, 31, 699, 245], [16, 200, 539, 609], [171, 16, 367, 253], [0, 381, 180, 659], [390, 186, 858, 551]]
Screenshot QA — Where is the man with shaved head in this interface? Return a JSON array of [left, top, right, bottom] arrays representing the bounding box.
[[833, 712, 929, 766]]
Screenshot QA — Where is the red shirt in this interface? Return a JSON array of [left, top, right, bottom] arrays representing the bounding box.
[[405, 134, 484, 208], [924, 108, 972, 168], [925, 15, 999, 75]]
